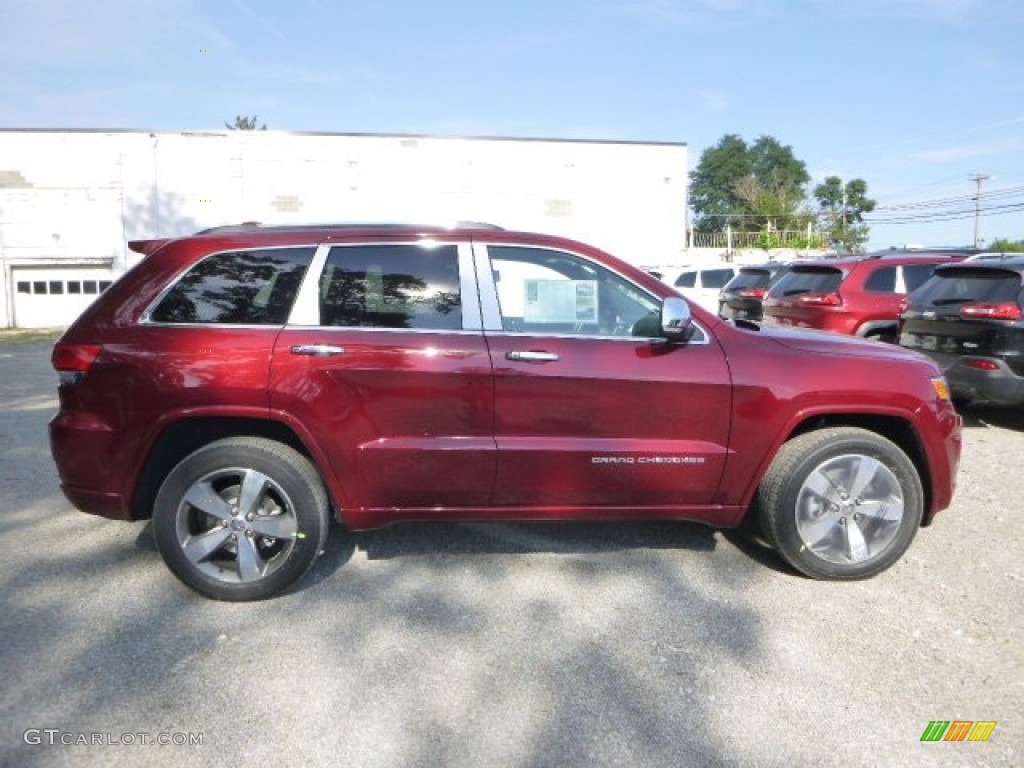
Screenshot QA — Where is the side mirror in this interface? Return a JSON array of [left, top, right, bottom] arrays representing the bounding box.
[[661, 297, 694, 342]]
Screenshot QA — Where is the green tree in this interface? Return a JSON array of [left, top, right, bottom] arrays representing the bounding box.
[[989, 238, 1024, 252], [689, 134, 751, 232], [690, 134, 810, 234], [225, 115, 267, 130], [814, 176, 876, 252]]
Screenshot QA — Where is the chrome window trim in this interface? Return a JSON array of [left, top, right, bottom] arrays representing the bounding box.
[[472, 241, 503, 330], [134, 322, 289, 331], [287, 244, 332, 325], [457, 242, 483, 331], [472, 242, 708, 345], [294, 240, 481, 332], [279, 325, 486, 337], [482, 331, 707, 344], [140, 243, 321, 326]]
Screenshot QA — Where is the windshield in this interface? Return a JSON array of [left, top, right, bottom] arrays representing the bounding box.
[[770, 267, 842, 297], [911, 268, 1022, 307]]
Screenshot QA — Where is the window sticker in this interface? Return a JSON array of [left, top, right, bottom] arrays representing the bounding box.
[[523, 279, 599, 324]]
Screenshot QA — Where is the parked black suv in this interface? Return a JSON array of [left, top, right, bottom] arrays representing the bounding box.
[[718, 263, 790, 322], [899, 256, 1024, 405]]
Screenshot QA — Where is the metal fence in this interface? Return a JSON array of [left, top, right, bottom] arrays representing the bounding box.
[[689, 227, 825, 250]]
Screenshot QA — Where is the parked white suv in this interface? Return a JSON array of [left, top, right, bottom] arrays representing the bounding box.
[[659, 263, 740, 314]]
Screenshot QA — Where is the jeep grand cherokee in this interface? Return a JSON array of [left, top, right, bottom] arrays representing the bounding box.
[[50, 223, 962, 600]]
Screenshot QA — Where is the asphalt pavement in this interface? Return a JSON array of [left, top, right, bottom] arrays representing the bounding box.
[[0, 332, 1020, 768]]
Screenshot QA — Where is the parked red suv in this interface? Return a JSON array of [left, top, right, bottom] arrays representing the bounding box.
[[50, 224, 962, 600], [761, 250, 974, 342]]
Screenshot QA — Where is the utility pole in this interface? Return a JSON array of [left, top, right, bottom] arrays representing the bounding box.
[[970, 173, 991, 248]]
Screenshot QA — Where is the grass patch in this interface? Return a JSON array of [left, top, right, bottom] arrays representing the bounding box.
[[0, 328, 64, 345]]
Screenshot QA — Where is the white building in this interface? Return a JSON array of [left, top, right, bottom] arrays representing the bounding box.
[[0, 130, 689, 328]]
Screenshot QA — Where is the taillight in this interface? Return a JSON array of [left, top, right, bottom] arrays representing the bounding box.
[[897, 298, 909, 316], [52, 343, 102, 384], [738, 288, 767, 299], [965, 360, 1000, 371], [959, 302, 1022, 320], [798, 293, 842, 306]]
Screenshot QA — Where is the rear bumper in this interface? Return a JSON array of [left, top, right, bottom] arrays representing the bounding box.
[[49, 410, 134, 521], [762, 311, 858, 335], [59, 484, 131, 521], [945, 357, 1024, 405], [719, 298, 764, 322]]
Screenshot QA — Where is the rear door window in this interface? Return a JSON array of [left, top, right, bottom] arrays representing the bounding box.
[[902, 263, 942, 294], [149, 247, 314, 324], [863, 266, 896, 293], [319, 244, 462, 330]]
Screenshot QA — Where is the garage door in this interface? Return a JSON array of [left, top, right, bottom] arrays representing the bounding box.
[[13, 268, 115, 328]]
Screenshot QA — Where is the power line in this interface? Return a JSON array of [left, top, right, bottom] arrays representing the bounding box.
[[872, 185, 1024, 212], [691, 183, 1024, 229], [864, 200, 1024, 224]]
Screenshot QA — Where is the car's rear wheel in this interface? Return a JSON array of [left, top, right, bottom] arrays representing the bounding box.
[[757, 427, 923, 579], [153, 437, 329, 601]]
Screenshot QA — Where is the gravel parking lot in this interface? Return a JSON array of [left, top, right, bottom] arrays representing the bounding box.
[[0, 331, 1021, 768]]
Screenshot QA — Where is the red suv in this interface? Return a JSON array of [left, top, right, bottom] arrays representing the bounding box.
[[50, 224, 962, 600], [761, 251, 973, 342]]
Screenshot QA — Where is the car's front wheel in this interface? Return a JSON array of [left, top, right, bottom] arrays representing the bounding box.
[[153, 437, 329, 601], [756, 427, 923, 579]]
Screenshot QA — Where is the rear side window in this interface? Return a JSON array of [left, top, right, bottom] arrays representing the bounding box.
[[702, 268, 735, 289], [319, 244, 462, 330], [771, 268, 843, 297], [150, 247, 314, 324], [913, 269, 1022, 306]]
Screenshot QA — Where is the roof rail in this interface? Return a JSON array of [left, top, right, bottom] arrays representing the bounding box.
[[453, 220, 504, 230], [194, 222, 264, 235], [867, 247, 982, 260], [192, 220, 504, 235]]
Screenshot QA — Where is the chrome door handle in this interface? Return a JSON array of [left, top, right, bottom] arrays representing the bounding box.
[[290, 344, 345, 357], [506, 350, 559, 363]]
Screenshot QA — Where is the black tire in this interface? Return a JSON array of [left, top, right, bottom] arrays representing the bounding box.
[[756, 427, 923, 580], [153, 437, 329, 601]]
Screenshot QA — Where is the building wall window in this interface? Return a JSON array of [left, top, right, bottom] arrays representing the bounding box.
[[14, 277, 114, 296]]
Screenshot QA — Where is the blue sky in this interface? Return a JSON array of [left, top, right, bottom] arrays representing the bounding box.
[[1, 0, 1022, 249]]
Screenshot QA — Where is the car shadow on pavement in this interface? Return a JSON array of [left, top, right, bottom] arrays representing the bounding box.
[[137, 515, 786, 595], [958, 402, 1024, 431], [352, 520, 717, 560], [299, 520, 723, 591]]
